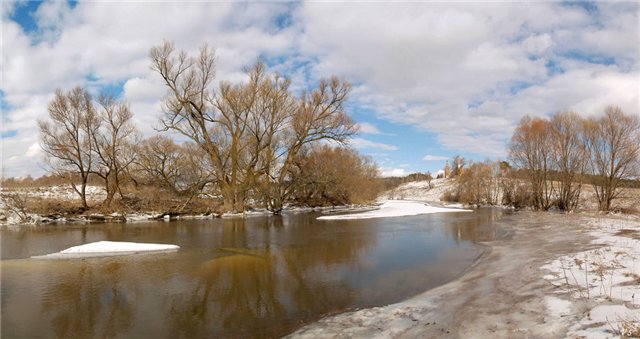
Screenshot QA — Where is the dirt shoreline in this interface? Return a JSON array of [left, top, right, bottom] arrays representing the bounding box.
[[287, 211, 632, 338]]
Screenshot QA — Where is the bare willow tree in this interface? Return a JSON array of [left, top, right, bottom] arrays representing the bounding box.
[[289, 145, 381, 206], [448, 160, 502, 206], [255, 69, 356, 213], [39, 87, 99, 209], [150, 41, 356, 212], [509, 116, 554, 210], [583, 106, 640, 212], [92, 95, 140, 207], [133, 135, 213, 207], [549, 111, 585, 211]]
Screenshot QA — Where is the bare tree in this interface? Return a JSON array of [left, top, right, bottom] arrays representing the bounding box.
[[150, 41, 356, 213], [92, 95, 140, 207], [150, 42, 251, 212], [257, 73, 356, 213], [549, 111, 585, 211], [425, 171, 433, 189], [289, 145, 381, 206], [448, 160, 502, 206], [583, 106, 640, 212], [39, 87, 99, 209], [509, 116, 555, 210], [450, 155, 465, 177], [133, 135, 213, 206]]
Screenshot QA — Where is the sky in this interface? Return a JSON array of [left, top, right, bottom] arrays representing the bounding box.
[[1, 1, 639, 178]]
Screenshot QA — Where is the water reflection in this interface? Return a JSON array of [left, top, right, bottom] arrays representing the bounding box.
[[41, 261, 134, 338], [1, 208, 504, 338], [442, 208, 505, 243]]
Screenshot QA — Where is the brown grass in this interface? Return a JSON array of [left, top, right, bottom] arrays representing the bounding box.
[[614, 229, 640, 240]]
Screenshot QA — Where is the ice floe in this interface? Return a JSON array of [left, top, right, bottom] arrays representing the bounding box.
[[31, 241, 180, 259]]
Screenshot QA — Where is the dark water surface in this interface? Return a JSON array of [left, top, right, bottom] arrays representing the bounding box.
[[1, 208, 505, 338]]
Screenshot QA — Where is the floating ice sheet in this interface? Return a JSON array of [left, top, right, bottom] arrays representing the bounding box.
[[31, 241, 180, 259]]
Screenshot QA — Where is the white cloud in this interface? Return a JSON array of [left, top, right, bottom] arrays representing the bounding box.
[[298, 2, 639, 157], [423, 155, 448, 161], [25, 143, 41, 158], [349, 138, 398, 151], [380, 168, 409, 178], [1, 2, 297, 177], [2, 2, 638, 178], [356, 122, 381, 134]]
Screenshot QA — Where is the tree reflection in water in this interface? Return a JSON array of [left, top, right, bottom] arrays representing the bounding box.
[[167, 215, 374, 338], [1, 210, 501, 338], [41, 260, 134, 338], [443, 208, 506, 243]]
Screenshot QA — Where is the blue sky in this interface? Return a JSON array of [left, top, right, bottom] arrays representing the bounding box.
[[1, 1, 638, 178]]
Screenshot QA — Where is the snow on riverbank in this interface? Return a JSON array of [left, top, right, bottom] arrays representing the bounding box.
[[317, 200, 470, 220], [32, 241, 180, 259], [379, 178, 454, 202], [542, 216, 640, 337]]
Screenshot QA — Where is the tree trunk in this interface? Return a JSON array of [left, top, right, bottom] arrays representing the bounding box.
[[102, 171, 117, 208], [80, 182, 88, 209]]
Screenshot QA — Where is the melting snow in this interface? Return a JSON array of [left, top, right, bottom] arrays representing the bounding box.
[[542, 216, 640, 337], [32, 241, 179, 259], [317, 200, 470, 220]]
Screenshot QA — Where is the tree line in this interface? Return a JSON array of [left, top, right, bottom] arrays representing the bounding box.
[[37, 42, 381, 214], [446, 108, 640, 212]]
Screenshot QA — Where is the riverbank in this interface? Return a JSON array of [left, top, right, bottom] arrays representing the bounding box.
[[288, 211, 640, 338], [0, 183, 383, 226]]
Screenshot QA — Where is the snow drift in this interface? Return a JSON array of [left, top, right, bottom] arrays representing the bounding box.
[[317, 200, 470, 220], [31, 241, 180, 259]]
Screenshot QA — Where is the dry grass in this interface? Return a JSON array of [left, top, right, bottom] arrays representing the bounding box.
[[615, 229, 640, 240], [609, 315, 640, 338]]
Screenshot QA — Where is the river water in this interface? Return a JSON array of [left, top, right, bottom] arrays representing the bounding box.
[[1, 208, 505, 338]]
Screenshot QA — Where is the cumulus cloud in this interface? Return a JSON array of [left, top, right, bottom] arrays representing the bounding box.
[[2, 2, 638, 177], [1, 2, 296, 177], [349, 138, 398, 151], [423, 155, 448, 161], [297, 2, 639, 157], [356, 122, 381, 135], [380, 168, 409, 178]]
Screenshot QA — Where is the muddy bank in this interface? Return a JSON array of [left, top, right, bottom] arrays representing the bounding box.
[[288, 211, 634, 338]]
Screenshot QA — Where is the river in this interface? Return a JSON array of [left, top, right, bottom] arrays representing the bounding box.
[[1, 208, 505, 338]]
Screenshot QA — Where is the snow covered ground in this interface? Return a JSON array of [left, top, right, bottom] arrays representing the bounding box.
[[1, 185, 107, 225], [2, 185, 106, 202], [379, 178, 454, 202], [32, 241, 180, 259], [289, 212, 640, 338], [317, 200, 470, 220], [542, 216, 640, 338]]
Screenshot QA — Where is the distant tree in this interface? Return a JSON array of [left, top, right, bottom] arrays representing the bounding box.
[[498, 161, 511, 172], [549, 111, 586, 211], [509, 116, 554, 210], [425, 171, 433, 189], [449, 160, 502, 206], [583, 106, 640, 211], [450, 155, 465, 177], [39, 87, 100, 209]]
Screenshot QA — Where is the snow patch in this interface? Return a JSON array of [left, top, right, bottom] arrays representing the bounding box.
[[542, 216, 640, 337], [545, 296, 572, 318], [379, 178, 454, 202], [32, 241, 180, 259], [569, 304, 639, 339], [317, 200, 470, 220]]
